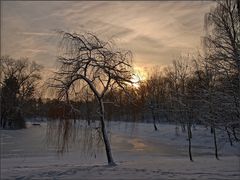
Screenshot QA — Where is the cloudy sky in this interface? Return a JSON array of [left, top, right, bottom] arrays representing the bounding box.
[[1, 1, 215, 71]]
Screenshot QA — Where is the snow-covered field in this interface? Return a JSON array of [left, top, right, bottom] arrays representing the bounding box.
[[1, 121, 240, 180]]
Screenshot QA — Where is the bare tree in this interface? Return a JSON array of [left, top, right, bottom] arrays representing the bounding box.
[[50, 31, 133, 166], [0, 56, 42, 129], [203, 0, 240, 156], [1, 56, 42, 101], [204, 0, 240, 133], [146, 75, 160, 131]]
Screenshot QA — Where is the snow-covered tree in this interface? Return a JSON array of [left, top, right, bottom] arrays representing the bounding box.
[[204, 0, 240, 135], [50, 31, 133, 165]]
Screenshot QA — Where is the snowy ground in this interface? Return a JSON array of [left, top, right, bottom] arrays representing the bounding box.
[[1, 121, 240, 180]]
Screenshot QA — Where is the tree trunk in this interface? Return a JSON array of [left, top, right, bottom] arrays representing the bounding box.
[[187, 123, 193, 162], [0, 112, 4, 128], [98, 99, 116, 166], [210, 126, 214, 134], [213, 127, 219, 160], [182, 124, 186, 133], [151, 108, 158, 131], [225, 127, 233, 146], [232, 126, 240, 141]]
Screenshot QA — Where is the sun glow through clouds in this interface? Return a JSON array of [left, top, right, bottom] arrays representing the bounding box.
[[131, 67, 147, 88]]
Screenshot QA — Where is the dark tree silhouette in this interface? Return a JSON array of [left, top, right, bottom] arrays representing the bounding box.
[[50, 31, 133, 165], [0, 56, 42, 129]]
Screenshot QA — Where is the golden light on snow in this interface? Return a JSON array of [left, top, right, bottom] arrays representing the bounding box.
[[130, 139, 147, 151]]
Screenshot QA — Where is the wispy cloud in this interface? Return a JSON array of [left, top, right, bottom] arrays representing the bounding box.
[[20, 32, 55, 36], [1, 1, 215, 69]]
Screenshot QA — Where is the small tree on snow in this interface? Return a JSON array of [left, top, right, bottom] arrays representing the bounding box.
[[51, 31, 133, 166]]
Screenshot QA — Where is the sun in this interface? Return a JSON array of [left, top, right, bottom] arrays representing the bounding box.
[[131, 74, 140, 88], [130, 67, 147, 88]]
